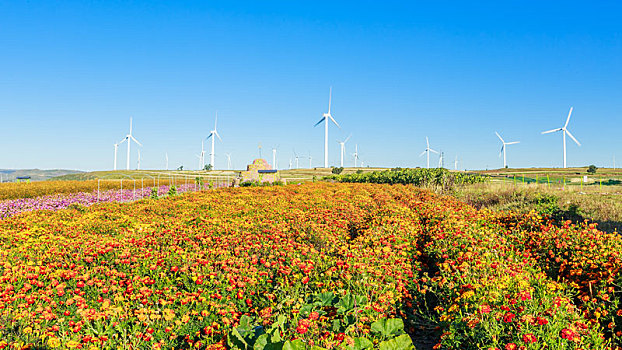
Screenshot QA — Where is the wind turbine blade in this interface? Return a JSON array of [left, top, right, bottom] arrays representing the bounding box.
[[565, 129, 581, 146], [419, 150, 427, 157], [564, 107, 573, 128], [344, 133, 352, 143], [314, 117, 325, 127], [499, 145, 504, 157], [506, 141, 520, 145], [429, 148, 439, 154], [215, 112, 218, 130], [426, 137, 430, 148], [131, 136, 142, 147], [118, 138, 127, 144], [328, 86, 332, 114], [129, 117, 133, 134], [215, 131, 222, 141], [541, 128, 562, 134], [329, 115, 340, 128], [206, 133, 213, 140], [495, 132, 504, 143]]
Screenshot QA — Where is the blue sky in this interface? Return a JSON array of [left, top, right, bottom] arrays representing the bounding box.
[[1, 1, 620, 171]]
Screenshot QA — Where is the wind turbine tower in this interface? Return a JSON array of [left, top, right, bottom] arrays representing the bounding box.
[[337, 134, 352, 167], [113, 143, 119, 170], [117, 117, 142, 171], [352, 144, 359, 167], [272, 147, 278, 170], [495, 132, 520, 168], [206, 113, 222, 169], [541, 107, 581, 168], [419, 137, 439, 169], [165, 153, 169, 170], [314, 87, 340, 168]]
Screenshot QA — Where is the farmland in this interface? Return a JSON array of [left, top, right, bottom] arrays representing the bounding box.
[[2, 180, 622, 349]]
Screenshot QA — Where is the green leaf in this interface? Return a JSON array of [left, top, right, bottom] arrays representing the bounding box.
[[254, 334, 269, 350], [336, 294, 355, 314], [228, 327, 250, 350], [317, 292, 335, 306], [371, 318, 404, 338], [332, 318, 342, 332], [353, 337, 373, 350], [378, 334, 414, 350], [354, 294, 368, 306], [283, 339, 306, 350]]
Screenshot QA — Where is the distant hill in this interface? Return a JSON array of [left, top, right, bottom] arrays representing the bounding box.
[[0, 169, 84, 182]]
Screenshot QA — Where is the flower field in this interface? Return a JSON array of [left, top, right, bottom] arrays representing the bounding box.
[[0, 184, 204, 219], [0, 182, 621, 349]]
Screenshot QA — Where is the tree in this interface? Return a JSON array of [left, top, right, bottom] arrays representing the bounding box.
[[587, 165, 597, 174], [331, 167, 344, 174], [204, 164, 213, 171], [177, 165, 184, 171]]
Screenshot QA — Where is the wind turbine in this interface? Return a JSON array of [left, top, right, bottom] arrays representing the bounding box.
[[137, 149, 141, 170], [199, 140, 206, 170], [438, 151, 444, 168], [419, 137, 439, 169], [337, 134, 352, 167], [206, 113, 222, 169], [272, 146, 278, 170], [289, 158, 293, 170], [352, 144, 360, 167], [308, 151, 313, 169], [495, 132, 520, 168], [454, 155, 459, 171], [541, 107, 581, 168], [117, 117, 142, 171], [293, 150, 300, 169], [225, 153, 232, 170], [165, 153, 169, 170], [314, 87, 340, 168], [113, 143, 119, 170]]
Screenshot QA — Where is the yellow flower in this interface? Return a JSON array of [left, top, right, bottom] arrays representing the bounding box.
[[47, 338, 61, 349], [66, 340, 80, 348], [22, 326, 33, 334]]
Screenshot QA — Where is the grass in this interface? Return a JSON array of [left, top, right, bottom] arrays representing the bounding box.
[[454, 181, 622, 233]]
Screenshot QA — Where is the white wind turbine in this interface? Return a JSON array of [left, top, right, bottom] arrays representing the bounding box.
[[165, 153, 169, 170], [113, 143, 120, 170], [541, 107, 581, 168], [454, 155, 459, 171], [225, 153, 232, 170], [137, 149, 141, 170], [337, 134, 352, 167], [308, 151, 313, 169], [314, 87, 340, 168], [206, 113, 222, 169], [352, 144, 360, 167], [495, 132, 520, 168], [197, 139, 206, 170], [419, 137, 439, 169], [117, 117, 142, 171], [438, 151, 444, 168], [293, 150, 300, 169], [272, 146, 278, 170]]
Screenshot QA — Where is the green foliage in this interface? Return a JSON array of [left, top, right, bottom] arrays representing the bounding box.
[[239, 180, 283, 187], [587, 165, 597, 174], [195, 177, 204, 190], [332, 167, 344, 174], [177, 165, 184, 171], [167, 185, 178, 196], [204, 164, 213, 171], [326, 168, 486, 190], [150, 187, 159, 199]]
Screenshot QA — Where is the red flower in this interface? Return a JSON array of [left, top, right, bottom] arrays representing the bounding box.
[[536, 317, 548, 326], [296, 325, 308, 334], [522, 333, 537, 344], [301, 276, 309, 284], [309, 311, 320, 320], [505, 343, 517, 350], [76, 281, 85, 288], [480, 305, 492, 314], [560, 328, 578, 341], [503, 312, 515, 323]]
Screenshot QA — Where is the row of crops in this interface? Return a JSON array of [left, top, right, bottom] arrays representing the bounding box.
[[326, 168, 486, 188], [0, 182, 621, 349]]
